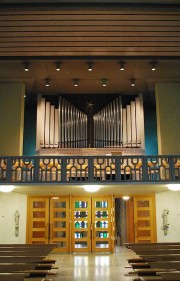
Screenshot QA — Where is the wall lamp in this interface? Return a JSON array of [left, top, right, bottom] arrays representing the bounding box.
[[87, 62, 93, 71], [24, 62, 30, 71], [130, 78, 135, 87], [119, 61, 125, 71], [73, 79, 79, 87], [45, 79, 50, 87], [55, 61, 61, 71]]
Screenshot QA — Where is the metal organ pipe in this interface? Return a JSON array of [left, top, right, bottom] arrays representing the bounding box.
[[93, 95, 143, 148]]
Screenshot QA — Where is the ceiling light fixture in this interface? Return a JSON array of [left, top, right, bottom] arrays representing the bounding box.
[[122, 196, 130, 201], [55, 62, 61, 71], [130, 78, 135, 87], [83, 185, 100, 192], [150, 61, 157, 71], [45, 79, 50, 87], [87, 62, 93, 71], [167, 184, 180, 191], [0, 185, 15, 193], [73, 79, 79, 87], [102, 78, 107, 87], [119, 61, 125, 71], [24, 62, 30, 72]]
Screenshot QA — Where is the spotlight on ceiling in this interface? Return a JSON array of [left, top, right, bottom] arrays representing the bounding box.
[[119, 61, 125, 71], [102, 78, 107, 87], [45, 79, 50, 87], [55, 61, 61, 71], [150, 61, 157, 71], [73, 79, 79, 87], [24, 62, 30, 72], [130, 78, 135, 87], [83, 185, 100, 192], [87, 62, 93, 71]]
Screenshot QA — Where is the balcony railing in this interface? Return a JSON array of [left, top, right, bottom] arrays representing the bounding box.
[[0, 155, 180, 184]]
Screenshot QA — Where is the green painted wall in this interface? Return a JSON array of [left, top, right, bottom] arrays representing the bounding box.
[[0, 83, 25, 156], [155, 83, 180, 155]]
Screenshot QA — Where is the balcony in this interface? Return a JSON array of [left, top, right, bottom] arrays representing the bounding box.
[[0, 155, 180, 185]]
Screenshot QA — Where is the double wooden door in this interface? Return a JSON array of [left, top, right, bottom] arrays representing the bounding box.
[[27, 196, 69, 252], [27, 195, 114, 253], [71, 195, 114, 252]]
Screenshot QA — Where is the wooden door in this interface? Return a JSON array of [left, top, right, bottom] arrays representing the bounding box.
[[71, 196, 92, 252], [134, 196, 156, 243], [92, 196, 113, 252], [27, 197, 49, 244], [49, 196, 69, 252]]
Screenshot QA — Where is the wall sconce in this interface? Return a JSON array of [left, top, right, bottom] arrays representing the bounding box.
[[119, 61, 125, 71], [87, 62, 93, 71], [150, 61, 157, 71], [101, 78, 107, 87], [73, 79, 79, 87], [45, 79, 50, 87], [122, 196, 130, 201], [130, 78, 135, 87], [24, 62, 30, 71], [55, 61, 61, 71]]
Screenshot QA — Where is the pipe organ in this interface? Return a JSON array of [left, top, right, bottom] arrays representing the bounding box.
[[36, 95, 87, 151], [36, 94, 144, 151], [93, 95, 144, 148]]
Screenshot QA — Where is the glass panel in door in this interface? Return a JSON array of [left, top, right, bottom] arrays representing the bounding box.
[[71, 197, 92, 252], [92, 197, 113, 252]]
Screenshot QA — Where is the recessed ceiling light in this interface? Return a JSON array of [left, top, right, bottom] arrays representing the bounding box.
[[0, 185, 15, 192], [122, 196, 130, 201], [167, 184, 180, 191], [83, 185, 100, 192]]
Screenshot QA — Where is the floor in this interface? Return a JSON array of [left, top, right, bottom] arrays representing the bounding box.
[[48, 246, 137, 281]]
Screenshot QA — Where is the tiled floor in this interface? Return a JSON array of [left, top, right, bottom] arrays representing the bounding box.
[[48, 246, 137, 281]]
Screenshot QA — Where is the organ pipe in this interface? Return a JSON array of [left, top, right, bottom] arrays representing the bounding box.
[[93, 94, 143, 148]]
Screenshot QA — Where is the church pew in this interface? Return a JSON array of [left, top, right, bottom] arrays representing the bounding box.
[[135, 249, 180, 255], [0, 273, 27, 281], [158, 271, 180, 280], [148, 261, 180, 270], [140, 255, 180, 262]]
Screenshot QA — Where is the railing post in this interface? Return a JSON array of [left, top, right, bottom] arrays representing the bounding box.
[[88, 157, 94, 182], [169, 156, 175, 181], [6, 157, 12, 183], [115, 156, 121, 182], [33, 157, 40, 183], [61, 157, 67, 182], [142, 156, 148, 182]]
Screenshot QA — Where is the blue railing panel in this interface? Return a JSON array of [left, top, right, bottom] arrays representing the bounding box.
[[0, 155, 179, 184]]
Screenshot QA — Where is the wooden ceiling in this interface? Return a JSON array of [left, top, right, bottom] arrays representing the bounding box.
[[0, 3, 179, 104]]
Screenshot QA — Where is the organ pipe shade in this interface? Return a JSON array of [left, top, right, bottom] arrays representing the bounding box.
[[36, 94, 144, 151], [93, 95, 144, 149]]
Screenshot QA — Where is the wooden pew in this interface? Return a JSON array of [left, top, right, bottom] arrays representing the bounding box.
[[0, 273, 27, 281], [135, 249, 180, 255], [159, 271, 180, 280]]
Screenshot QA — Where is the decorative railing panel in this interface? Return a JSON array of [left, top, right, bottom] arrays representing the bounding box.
[[0, 155, 179, 185]]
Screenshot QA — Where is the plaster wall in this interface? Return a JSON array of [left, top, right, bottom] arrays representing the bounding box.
[[155, 190, 180, 242], [0, 191, 27, 243], [0, 83, 25, 156]]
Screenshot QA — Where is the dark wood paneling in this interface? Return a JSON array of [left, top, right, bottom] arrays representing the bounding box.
[[0, 8, 179, 57]]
